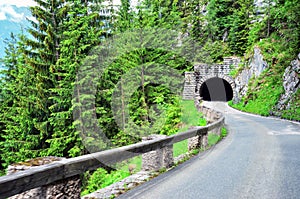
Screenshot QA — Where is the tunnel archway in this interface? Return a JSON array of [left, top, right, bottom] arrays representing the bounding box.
[[199, 77, 234, 102]]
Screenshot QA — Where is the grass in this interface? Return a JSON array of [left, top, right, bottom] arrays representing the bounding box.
[[119, 156, 142, 173], [173, 140, 188, 157], [208, 133, 220, 147], [180, 100, 205, 127], [173, 100, 207, 157], [229, 67, 284, 116], [229, 68, 299, 121], [207, 127, 228, 147]]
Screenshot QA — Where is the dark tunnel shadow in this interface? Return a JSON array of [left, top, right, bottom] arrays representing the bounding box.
[[200, 77, 233, 102]]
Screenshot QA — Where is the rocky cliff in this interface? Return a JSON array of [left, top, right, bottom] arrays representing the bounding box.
[[273, 53, 300, 116], [234, 47, 268, 99]]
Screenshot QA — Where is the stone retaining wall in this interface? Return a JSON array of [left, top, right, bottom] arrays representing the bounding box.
[[7, 157, 81, 199]]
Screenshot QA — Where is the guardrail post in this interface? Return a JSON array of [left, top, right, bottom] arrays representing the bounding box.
[[188, 127, 208, 151], [7, 157, 81, 199], [188, 127, 201, 151], [209, 111, 223, 136], [142, 135, 173, 171], [201, 133, 208, 149]]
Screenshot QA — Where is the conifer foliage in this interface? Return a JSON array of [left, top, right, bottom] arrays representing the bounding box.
[[0, 0, 107, 167]]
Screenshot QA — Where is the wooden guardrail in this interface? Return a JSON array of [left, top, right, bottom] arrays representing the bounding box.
[[0, 106, 224, 199]]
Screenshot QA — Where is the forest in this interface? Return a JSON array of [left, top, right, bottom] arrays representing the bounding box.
[[0, 0, 299, 188]]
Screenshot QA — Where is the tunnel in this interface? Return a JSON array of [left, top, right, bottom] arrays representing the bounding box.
[[199, 77, 233, 102]]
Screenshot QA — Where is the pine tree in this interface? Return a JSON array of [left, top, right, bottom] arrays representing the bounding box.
[[179, 0, 208, 43], [0, 0, 108, 165], [90, 0, 188, 147], [0, 33, 20, 168], [249, 0, 300, 57]]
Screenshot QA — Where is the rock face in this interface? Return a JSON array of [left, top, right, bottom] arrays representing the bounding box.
[[235, 47, 268, 99], [275, 53, 300, 112], [234, 47, 299, 117]]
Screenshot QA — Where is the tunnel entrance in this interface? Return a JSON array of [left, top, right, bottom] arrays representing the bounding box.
[[200, 77, 233, 102]]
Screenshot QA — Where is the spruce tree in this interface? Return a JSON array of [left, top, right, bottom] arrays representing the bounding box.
[[0, 33, 41, 167], [18, 0, 69, 158], [271, 0, 300, 51], [228, 0, 254, 55], [115, 0, 134, 32], [48, 0, 105, 157]]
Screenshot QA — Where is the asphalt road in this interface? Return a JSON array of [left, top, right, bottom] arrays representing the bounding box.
[[117, 102, 300, 199]]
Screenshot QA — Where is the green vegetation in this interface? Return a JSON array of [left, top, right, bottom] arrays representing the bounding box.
[[0, 0, 298, 195], [228, 63, 245, 78], [208, 127, 228, 147], [230, 68, 284, 116], [221, 127, 228, 138], [228, 1, 300, 120], [82, 155, 143, 195], [229, 36, 297, 117], [180, 100, 207, 128], [281, 90, 300, 121], [82, 100, 205, 195], [173, 100, 207, 157], [82, 168, 130, 196], [173, 140, 188, 158], [208, 134, 220, 147]]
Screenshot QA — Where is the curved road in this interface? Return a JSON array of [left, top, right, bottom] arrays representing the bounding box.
[[117, 102, 300, 199]]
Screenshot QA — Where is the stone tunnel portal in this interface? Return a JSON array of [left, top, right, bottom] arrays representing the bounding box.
[[200, 77, 234, 102]]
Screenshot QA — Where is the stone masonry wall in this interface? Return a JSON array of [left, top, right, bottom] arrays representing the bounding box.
[[183, 72, 197, 100], [183, 57, 240, 100], [7, 157, 81, 199]]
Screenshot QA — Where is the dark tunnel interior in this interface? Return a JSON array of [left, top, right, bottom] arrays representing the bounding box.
[[200, 77, 233, 102]]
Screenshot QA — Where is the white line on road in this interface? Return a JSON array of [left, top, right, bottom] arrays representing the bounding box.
[[268, 131, 300, 136]]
